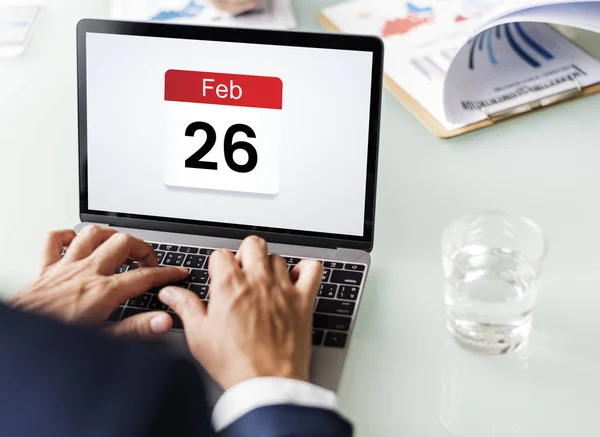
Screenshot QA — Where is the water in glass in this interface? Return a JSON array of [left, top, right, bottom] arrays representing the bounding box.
[[444, 244, 539, 354]]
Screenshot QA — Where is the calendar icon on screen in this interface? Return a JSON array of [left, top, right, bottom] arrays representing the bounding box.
[[163, 70, 283, 195]]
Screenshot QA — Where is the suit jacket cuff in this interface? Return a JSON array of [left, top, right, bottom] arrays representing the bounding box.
[[212, 377, 338, 432]]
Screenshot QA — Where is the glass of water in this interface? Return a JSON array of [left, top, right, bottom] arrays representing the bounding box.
[[442, 212, 547, 354]]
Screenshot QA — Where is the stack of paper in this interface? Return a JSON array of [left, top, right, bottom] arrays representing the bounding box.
[[0, 0, 45, 58], [321, 0, 600, 137], [110, 0, 296, 30]]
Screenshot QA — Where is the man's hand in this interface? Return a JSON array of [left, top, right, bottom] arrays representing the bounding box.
[[159, 236, 323, 390], [212, 0, 258, 15], [9, 227, 189, 338]]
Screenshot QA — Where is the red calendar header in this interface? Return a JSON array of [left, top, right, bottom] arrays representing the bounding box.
[[164, 70, 283, 110]]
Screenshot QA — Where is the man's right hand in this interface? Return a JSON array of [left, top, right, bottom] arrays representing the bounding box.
[[159, 236, 323, 390]]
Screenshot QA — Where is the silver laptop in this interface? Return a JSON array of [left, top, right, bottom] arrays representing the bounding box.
[[76, 19, 383, 402]]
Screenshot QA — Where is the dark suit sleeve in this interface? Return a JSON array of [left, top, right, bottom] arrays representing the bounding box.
[[0, 303, 353, 437], [0, 303, 214, 437], [220, 405, 353, 437]]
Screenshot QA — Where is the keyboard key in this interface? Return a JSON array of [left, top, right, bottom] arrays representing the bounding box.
[[128, 262, 140, 270], [284, 257, 301, 265], [148, 287, 162, 295], [147, 243, 159, 249], [200, 248, 215, 256], [330, 269, 363, 286], [319, 284, 337, 298], [316, 299, 355, 316], [163, 253, 185, 266], [337, 286, 359, 301], [189, 284, 209, 299], [109, 307, 123, 322], [179, 246, 199, 254], [127, 293, 152, 309], [188, 269, 209, 284], [324, 332, 348, 348], [170, 314, 184, 330], [155, 251, 165, 264], [313, 314, 351, 331], [312, 329, 325, 346], [149, 295, 169, 311], [324, 261, 344, 269], [159, 244, 179, 252], [184, 255, 206, 269], [345, 263, 366, 272], [121, 308, 150, 320], [115, 265, 128, 274], [322, 269, 331, 282]]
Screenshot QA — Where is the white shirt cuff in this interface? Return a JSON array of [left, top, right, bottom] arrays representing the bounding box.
[[211, 377, 338, 432]]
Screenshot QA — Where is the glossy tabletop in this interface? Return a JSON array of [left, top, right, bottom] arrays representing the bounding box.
[[1, 1, 600, 436]]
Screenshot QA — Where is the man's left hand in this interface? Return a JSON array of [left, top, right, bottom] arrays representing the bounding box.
[[9, 226, 189, 338]]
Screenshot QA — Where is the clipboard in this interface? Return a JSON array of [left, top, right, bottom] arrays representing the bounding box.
[[319, 12, 600, 139]]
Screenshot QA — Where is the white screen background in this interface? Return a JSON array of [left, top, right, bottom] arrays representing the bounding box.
[[86, 33, 373, 236]]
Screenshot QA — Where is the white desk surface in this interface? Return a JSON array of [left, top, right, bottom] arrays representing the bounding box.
[[2, 1, 600, 435]]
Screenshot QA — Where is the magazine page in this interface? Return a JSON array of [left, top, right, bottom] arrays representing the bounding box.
[[470, 0, 600, 37], [443, 21, 600, 124], [322, 0, 505, 132], [483, 1, 600, 34]]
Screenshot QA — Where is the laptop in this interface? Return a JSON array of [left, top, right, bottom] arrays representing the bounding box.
[[76, 19, 383, 401]]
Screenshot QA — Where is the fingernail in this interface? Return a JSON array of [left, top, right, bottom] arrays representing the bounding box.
[[150, 313, 170, 334], [159, 287, 175, 304]]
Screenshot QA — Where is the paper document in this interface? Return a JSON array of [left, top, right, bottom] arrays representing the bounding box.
[[0, 6, 38, 44], [322, 0, 600, 132], [110, 0, 296, 30], [445, 22, 600, 124], [0, 1, 45, 58]]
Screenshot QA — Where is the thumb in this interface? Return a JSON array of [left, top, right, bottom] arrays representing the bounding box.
[[159, 286, 207, 329], [106, 311, 173, 339]]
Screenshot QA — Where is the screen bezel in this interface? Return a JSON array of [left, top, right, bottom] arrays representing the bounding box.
[[77, 19, 383, 251]]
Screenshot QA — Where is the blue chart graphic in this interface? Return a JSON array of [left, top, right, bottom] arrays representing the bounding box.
[[406, 2, 434, 15], [151, 1, 205, 21], [469, 23, 554, 70]]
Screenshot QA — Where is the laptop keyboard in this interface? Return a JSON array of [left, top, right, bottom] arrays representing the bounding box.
[[108, 242, 366, 349]]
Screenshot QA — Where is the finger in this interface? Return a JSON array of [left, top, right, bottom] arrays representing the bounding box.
[[105, 311, 172, 339], [209, 249, 243, 290], [110, 266, 189, 304], [236, 236, 270, 280], [40, 229, 77, 269], [291, 260, 323, 302], [91, 232, 158, 275], [159, 287, 207, 329], [63, 225, 117, 262], [270, 255, 292, 287]]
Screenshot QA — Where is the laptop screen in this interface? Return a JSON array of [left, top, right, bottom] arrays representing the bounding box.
[[83, 28, 379, 241]]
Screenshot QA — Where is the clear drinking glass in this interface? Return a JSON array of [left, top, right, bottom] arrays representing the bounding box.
[[442, 212, 547, 354]]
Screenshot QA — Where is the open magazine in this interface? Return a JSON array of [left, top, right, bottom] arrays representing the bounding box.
[[321, 0, 600, 137]]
